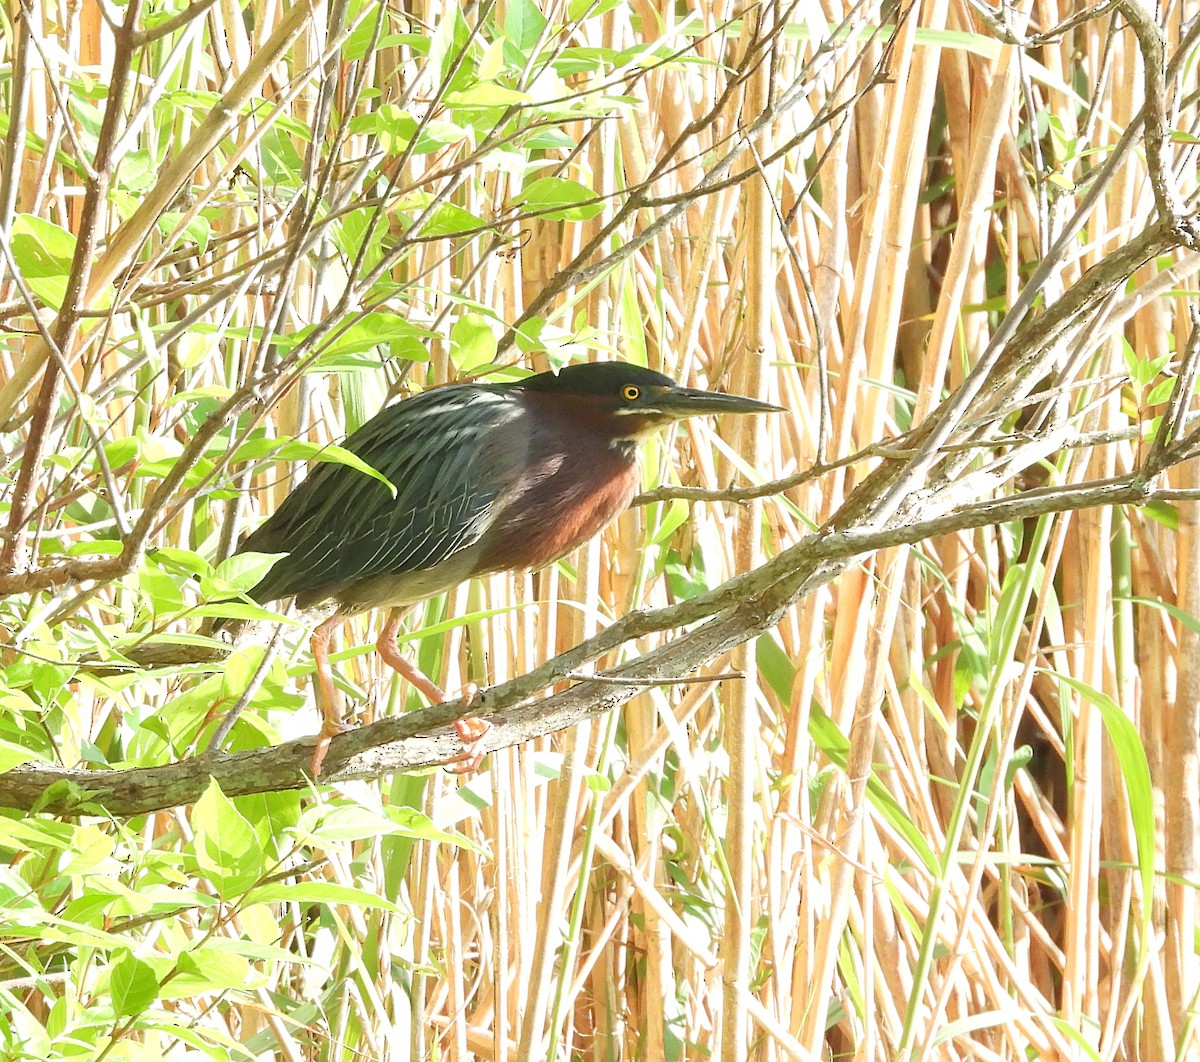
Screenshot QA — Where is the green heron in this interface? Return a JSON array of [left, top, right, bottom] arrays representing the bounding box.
[[229, 361, 780, 773]]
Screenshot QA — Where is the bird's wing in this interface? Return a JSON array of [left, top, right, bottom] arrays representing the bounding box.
[[238, 385, 526, 605]]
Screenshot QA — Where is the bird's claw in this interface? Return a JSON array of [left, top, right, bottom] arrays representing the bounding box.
[[309, 718, 351, 777], [443, 715, 492, 774]]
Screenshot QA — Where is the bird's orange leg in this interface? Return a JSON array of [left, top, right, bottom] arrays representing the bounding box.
[[309, 613, 348, 776], [376, 609, 449, 701], [377, 609, 492, 773]]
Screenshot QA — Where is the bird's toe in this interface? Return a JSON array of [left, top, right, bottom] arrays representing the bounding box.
[[443, 716, 492, 774]]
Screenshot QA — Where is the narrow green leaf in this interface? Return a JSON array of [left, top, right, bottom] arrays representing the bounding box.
[[245, 881, 403, 911], [231, 436, 396, 495], [1052, 672, 1155, 929]]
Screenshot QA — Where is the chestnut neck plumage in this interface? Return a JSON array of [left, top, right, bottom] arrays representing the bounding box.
[[473, 390, 649, 574]]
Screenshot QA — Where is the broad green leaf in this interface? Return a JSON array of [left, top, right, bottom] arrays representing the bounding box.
[[209, 551, 286, 596], [10, 214, 75, 308], [151, 546, 213, 578], [150, 948, 263, 997], [513, 315, 546, 352], [420, 203, 490, 237], [193, 779, 264, 897], [1146, 376, 1177, 406], [60, 825, 115, 875], [156, 210, 211, 255], [649, 498, 689, 545], [220, 647, 265, 701], [0, 737, 42, 771], [109, 952, 159, 1017], [175, 328, 218, 369], [505, 0, 547, 51], [516, 177, 603, 221], [428, 5, 472, 88], [139, 565, 184, 613], [450, 312, 497, 371], [477, 36, 506, 80], [387, 805, 482, 849], [568, 0, 623, 22], [0, 815, 77, 853], [190, 601, 297, 624], [348, 109, 466, 154]]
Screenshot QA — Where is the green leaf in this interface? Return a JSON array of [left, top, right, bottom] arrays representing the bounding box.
[[156, 210, 211, 255], [231, 436, 397, 495], [246, 881, 404, 910], [477, 36, 506, 80], [505, 0, 547, 51], [221, 647, 265, 701], [1052, 673, 1155, 932], [175, 328, 218, 369], [450, 312, 497, 371], [1146, 376, 1177, 406], [649, 498, 689, 545], [513, 316, 546, 353], [109, 952, 159, 1017], [1139, 499, 1178, 530], [343, 18, 384, 62], [139, 565, 184, 614], [428, 5, 472, 88], [193, 779, 264, 897], [10, 214, 75, 309], [151, 948, 263, 997], [521, 127, 577, 151], [755, 635, 795, 704], [568, 0, 623, 22], [0, 737, 41, 771], [447, 83, 531, 109], [420, 203, 490, 238], [151, 546, 213, 578], [516, 177, 603, 221], [209, 551, 286, 595], [386, 805, 482, 849], [349, 111, 466, 155], [190, 601, 297, 624]]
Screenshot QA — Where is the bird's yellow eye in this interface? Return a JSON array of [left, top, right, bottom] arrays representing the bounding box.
[[622, 385, 640, 401]]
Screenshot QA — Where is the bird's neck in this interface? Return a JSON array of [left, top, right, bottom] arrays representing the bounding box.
[[608, 436, 639, 462]]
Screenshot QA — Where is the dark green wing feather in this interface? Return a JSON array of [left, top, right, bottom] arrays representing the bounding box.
[[238, 384, 524, 607]]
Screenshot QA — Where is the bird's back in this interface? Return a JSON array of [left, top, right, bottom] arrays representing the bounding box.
[[237, 382, 529, 611]]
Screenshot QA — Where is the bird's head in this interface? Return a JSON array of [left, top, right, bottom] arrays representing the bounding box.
[[516, 361, 782, 447]]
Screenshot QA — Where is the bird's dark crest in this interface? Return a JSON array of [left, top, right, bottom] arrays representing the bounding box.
[[517, 361, 676, 396]]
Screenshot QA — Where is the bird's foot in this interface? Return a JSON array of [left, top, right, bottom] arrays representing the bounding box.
[[309, 717, 351, 777], [443, 715, 493, 775]]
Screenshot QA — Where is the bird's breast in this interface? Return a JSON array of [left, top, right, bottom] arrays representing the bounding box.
[[476, 448, 640, 575]]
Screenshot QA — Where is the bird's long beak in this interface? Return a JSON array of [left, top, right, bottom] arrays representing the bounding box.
[[654, 385, 785, 419]]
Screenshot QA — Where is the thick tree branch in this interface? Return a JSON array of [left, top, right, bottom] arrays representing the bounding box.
[[2, 470, 1181, 818]]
